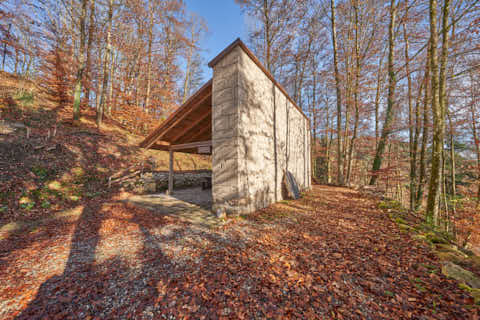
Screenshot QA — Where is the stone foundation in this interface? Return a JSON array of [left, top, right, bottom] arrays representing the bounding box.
[[125, 170, 212, 194]]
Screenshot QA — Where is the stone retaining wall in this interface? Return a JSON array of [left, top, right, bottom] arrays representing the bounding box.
[[126, 170, 212, 194]]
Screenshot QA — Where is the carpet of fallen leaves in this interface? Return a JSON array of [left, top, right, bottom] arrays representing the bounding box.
[[0, 185, 478, 319]]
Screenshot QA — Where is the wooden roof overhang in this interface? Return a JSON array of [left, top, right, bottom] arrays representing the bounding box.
[[139, 79, 212, 154]]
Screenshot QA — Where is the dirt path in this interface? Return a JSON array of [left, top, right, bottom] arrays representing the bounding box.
[[0, 186, 477, 319], [125, 187, 221, 228]]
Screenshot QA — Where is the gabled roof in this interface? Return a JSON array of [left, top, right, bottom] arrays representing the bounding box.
[[208, 38, 308, 121]]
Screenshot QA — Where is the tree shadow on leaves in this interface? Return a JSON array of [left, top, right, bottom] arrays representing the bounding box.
[[13, 199, 166, 319], [12, 194, 253, 319]]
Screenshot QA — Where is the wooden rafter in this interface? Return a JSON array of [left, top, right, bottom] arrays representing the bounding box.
[[170, 104, 211, 143], [140, 79, 212, 149], [186, 123, 211, 142], [170, 140, 212, 151]]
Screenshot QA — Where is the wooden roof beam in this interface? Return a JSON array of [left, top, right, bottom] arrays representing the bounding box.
[[169, 105, 211, 143], [140, 79, 212, 148], [149, 143, 170, 151], [182, 122, 211, 143], [170, 140, 212, 151], [142, 89, 210, 148]]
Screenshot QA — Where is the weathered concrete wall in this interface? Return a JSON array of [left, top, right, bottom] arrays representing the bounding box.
[[211, 46, 241, 214], [211, 45, 311, 214]]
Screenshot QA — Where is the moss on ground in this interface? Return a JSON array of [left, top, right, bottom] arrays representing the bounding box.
[[377, 198, 480, 305]]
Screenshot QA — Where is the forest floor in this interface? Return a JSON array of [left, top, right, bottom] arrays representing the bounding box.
[[1, 185, 479, 319]]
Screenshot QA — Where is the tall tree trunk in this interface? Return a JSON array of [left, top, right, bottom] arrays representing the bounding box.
[[2, 24, 11, 71], [369, 0, 397, 186], [84, 0, 95, 107], [263, 0, 271, 72], [411, 77, 425, 210], [386, 142, 392, 194], [311, 62, 317, 179], [14, 47, 18, 74], [447, 108, 456, 208], [324, 88, 332, 184], [374, 50, 385, 149], [296, 38, 312, 108], [145, 3, 153, 111], [107, 51, 115, 115], [343, 49, 351, 181], [94, 46, 103, 112], [343, 93, 350, 180], [97, 0, 113, 127], [346, 0, 360, 186], [135, 63, 140, 109], [447, 12, 457, 216], [469, 72, 480, 207], [426, 0, 450, 225], [330, 0, 344, 185], [72, 0, 88, 121], [416, 48, 431, 210], [183, 46, 192, 103], [442, 146, 448, 228], [95, 71, 101, 111], [327, 127, 333, 184], [403, 3, 417, 210]]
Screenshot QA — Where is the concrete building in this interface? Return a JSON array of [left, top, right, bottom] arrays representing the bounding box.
[[140, 39, 311, 215]]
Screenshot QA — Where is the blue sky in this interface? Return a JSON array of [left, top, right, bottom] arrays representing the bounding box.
[[184, 0, 247, 77]]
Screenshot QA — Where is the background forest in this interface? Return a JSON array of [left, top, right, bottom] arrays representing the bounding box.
[[0, 0, 207, 132], [1, 0, 480, 248], [236, 0, 480, 250]]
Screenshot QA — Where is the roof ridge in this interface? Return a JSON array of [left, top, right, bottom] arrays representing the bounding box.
[[208, 38, 309, 122]]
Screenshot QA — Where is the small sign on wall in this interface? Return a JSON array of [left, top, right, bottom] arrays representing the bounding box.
[[198, 146, 211, 154]]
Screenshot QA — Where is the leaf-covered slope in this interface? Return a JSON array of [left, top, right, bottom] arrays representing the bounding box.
[[0, 72, 210, 223]]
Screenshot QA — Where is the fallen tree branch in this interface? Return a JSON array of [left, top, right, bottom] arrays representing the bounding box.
[[34, 144, 47, 150], [110, 170, 142, 186]]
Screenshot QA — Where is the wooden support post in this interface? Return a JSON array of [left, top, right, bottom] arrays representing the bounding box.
[[168, 149, 174, 195]]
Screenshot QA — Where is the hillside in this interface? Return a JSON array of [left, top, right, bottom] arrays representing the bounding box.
[[0, 72, 210, 224]]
